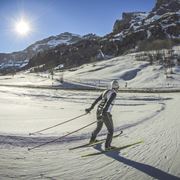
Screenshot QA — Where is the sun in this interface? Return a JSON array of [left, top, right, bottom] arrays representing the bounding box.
[[15, 19, 30, 36]]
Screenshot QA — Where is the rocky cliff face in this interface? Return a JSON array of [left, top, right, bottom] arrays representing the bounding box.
[[113, 12, 148, 33], [112, 0, 180, 39], [152, 0, 180, 15], [108, 0, 180, 55]]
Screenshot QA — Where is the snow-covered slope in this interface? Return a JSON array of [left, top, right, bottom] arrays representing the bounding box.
[[59, 47, 180, 89], [0, 46, 180, 179], [0, 46, 180, 90], [0, 86, 179, 179]]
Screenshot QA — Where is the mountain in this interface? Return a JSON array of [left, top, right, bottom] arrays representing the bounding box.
[[0, 32, 85, 73], [25, 32, 82, 54], [25, 38, 101, 71], [109, 0, 180, 52], [113, 0, 180, 37], [0, 0, 179, 73], [27, 0, 179, 72]]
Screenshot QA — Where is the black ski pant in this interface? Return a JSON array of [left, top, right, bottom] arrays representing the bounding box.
[[90, 112, 114, 148]]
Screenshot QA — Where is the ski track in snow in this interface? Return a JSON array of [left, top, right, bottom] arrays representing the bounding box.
[[0, 88, 165, 146], [0, 86, 180, 179]]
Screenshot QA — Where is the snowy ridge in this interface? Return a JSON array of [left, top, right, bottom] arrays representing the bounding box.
[[30, 32, 82, 52], [113, 11, 180, 40]]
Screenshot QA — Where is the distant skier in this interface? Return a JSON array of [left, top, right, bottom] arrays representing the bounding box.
[[85, 80, 119, 150]]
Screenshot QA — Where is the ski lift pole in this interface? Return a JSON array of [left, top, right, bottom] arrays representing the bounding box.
[[28, 120, 97, 151], [29, 113, 88, 136]]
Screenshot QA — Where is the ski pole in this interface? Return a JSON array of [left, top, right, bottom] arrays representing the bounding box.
[[28, 120, 97, 151], [29, 113, 87, 136]]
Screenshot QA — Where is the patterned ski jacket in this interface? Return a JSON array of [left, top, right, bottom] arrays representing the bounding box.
[[90, 89, 117, 114]]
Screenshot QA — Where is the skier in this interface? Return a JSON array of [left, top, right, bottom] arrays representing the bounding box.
[[85, 80, 119, 150]]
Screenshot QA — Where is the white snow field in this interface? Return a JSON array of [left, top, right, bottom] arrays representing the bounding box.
[[0, 50, 180, 179], [0, 47, 180, 90]]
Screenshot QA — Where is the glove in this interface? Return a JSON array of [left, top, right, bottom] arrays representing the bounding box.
[[85, 107, 92, 114]]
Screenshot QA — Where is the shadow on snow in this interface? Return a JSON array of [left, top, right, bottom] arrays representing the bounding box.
[[93, 144, 179, 180]]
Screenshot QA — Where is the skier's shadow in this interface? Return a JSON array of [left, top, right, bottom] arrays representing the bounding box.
[[94, 144, 179, 180]]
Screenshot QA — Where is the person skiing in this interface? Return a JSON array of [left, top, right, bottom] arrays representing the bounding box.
[[85, 80, 119, 150]]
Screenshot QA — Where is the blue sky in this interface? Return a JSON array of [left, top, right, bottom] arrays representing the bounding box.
[[0, 0, 155, 53]]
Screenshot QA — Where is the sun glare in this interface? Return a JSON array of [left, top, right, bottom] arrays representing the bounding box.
[[15, 20, 30, 36]]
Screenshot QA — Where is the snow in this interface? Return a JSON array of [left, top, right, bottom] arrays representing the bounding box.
[[61, 51, 180, 89], [0, 49, 180, 179], [144, 15, 162, 25], [47, 39, 70, 46], [147, 30, 152, 39], [162, 23, 178, 29], [0, 60, 29, 69], [173, 45, 180, 53], [31, 33, 79, 52]]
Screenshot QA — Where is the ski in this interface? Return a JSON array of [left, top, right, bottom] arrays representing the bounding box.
[[81, 140, 143, 157], [69, 130, 123, 150]]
